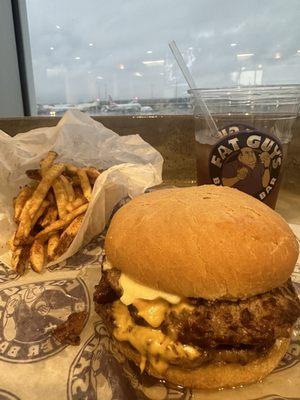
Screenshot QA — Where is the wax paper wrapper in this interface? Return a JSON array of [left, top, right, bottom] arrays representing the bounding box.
[[0, 109, 163, 267], [0, 222, 298, 400]]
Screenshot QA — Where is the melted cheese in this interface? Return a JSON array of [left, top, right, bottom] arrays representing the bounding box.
[[119, 273, 181, 305], [171, 302, 194, 314], [102, 259, 113, 271], [112, 301, 200, 374], [133, 299, 169, 328]]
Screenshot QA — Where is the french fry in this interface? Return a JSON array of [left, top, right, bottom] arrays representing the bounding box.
[[74, 185, 83, 198], [29, 240, 45, 273], [66, 197, 87, 213], [84, 167, 101, 184], [52, 178, 68, 219], [65, 163, 78, 175], [27, 163, 65, 219], [55, 214, 84, 258], [26, 169, 42, 181], [11, 245, 30, 275], [47, 233, 60, 261], [14, 163, 65, 244], [14, 207, 31, 246], [14, 186, 33, 222], [47, 190, 55, 205], [39, 205, 58, 227], [40, 151, 58, 176], [77, 168, 92, 201], [60, 175, 75, 203], [8, 233, 17, 252], [11, 151, 100, 273], [34, 203, 88, 242], [28, 181, 39, 190], [31, 200, 50, 227]]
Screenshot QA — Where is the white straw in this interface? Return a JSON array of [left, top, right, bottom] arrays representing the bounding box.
[[169, 40, 219, 136]]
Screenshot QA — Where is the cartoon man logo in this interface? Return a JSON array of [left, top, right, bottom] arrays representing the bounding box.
[[2, 285, 78, 343], [222, 147, 271, 196]]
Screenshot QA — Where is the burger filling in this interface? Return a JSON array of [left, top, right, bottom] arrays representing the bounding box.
[[94, 265, 300, 374]]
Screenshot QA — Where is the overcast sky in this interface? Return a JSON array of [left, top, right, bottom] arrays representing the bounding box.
[[26, 0, 300, 104]]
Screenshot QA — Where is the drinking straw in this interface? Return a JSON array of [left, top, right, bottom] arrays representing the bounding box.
[[169, 40, 219, 136]]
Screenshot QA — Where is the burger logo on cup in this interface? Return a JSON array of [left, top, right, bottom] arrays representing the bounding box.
[[209, 126, 283, 200]]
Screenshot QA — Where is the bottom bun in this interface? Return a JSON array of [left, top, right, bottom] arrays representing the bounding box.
[[115, 338, 290, 390]]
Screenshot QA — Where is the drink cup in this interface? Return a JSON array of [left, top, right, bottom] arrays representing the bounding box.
[[189, 85, 300, 208]]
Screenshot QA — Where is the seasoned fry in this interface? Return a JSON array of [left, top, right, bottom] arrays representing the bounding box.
[[40, 151, 58, 176], [39, 205, 58, 227], [11, 245, 30, 275], [65, 163, 78, 175], [47, 190, 55, 204], [26, 169, 42, 181], [47, 233, 60, 260], [66, 197, 87, 212], [14, 163, 65, 244], [34, 203, 88, 242], [27, 163, 65, 219], [84, 167, 101, 184], [52, 178, 68, 219], [11, 151, 100, 273], [29, 240, 45, 273], [28, 181, 39, 190], [60, 175, 75, 203], [14, 207, 31, 246], [8, 233, 17, 252], [77, 169, 92, 201], [14, 186, 33, 222], [71, 176, 81, 186], [55, 215, 84, 258], [31, 200, 50, 227], [74, 185, 83, 198]]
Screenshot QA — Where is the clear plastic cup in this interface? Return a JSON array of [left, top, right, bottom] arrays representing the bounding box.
[[189, 85, 300, 209]]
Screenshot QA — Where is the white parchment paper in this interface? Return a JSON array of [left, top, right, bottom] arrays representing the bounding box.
[[0, 109, 163, 267]]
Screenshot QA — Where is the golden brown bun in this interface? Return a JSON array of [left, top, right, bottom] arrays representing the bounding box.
[[105, 185, 298, 299], [115, 338, 290, 390]]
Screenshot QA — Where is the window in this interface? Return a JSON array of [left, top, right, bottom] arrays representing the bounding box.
[[25, 0, 300, 116]]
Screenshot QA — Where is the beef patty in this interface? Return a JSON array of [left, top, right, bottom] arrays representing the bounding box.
[[94, 268, 300, 350]]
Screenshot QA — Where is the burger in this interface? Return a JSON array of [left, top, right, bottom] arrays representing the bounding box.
[[94, 185, 300, 389]]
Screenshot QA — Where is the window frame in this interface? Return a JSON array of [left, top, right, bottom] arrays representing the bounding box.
[[0, 0, 36, 117]]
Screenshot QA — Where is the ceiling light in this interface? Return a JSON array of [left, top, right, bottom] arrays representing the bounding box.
[[230, 43, 237, 47], [147, 50, 153, 54], [74, 56, 81, 60], [50, 46, 54, 50], [142, 60, 164, 66], [89, 43, 94, 47], [258, 64, 262, 68], [56, 25, 61, 29], [237, 53, 254, 59], [134, 72, 143, 77], [274, 52, 281, 59], [119, 64, 125, 70], [97, 76, 103, 80]]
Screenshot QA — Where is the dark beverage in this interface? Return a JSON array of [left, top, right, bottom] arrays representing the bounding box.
[[189, 86, 300, 209], [195, 114, 292, 209]]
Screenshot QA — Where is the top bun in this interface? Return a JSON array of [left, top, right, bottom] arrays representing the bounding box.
[[105, 185, 299, 300]]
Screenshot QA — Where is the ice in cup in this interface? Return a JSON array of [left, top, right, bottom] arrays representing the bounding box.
[[189, 85, 300, 209]]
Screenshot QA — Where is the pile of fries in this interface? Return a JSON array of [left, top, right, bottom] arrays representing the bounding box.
[[10, 151, 101, 274]]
